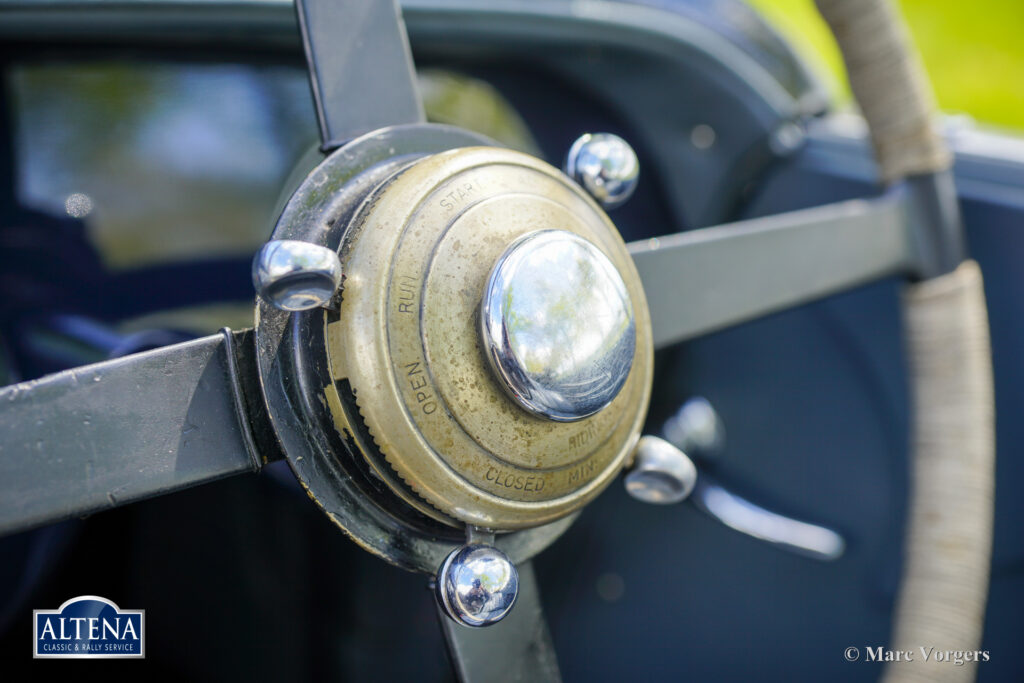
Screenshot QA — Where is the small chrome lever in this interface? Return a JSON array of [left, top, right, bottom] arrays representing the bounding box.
[[624, 436, 697, 504], [628, 397, 847, 562], [663, 396, 724, 456], [690, 474, 846, 562]]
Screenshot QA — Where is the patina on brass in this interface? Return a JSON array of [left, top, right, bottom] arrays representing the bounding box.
[[324, 146, 653, 530]]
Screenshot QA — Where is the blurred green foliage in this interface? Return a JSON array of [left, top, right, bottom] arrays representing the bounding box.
[[419, 69, 541, 154], [746, 0, 1024, 130]]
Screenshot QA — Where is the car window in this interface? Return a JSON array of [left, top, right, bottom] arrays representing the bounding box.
[[10, 61, 316, 269]]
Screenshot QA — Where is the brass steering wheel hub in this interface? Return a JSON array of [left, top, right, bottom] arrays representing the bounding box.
[[325, 146, 653, 530]]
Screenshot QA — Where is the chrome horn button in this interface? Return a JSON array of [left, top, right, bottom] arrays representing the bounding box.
[[480, 230, 636, 422]]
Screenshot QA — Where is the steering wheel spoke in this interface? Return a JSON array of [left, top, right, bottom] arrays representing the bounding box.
[[0, 329, 274, 536], [630, 191, 916, 349], [296, 0, 425, 150], [438, 562, 562, 683]]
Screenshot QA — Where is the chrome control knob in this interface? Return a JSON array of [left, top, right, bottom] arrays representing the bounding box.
[[480, 230, 636, 422], [624, 436, 698, 504], [663, 397, 725, 456], [436, 544, 519, 627], [252, 239, 343, 311], [564, 132, 639, 209]]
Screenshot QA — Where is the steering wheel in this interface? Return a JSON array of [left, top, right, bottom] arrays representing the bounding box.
[[0, 0, 994, 680]]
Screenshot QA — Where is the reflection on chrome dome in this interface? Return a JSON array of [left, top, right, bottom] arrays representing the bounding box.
[[481, 230, 635, 422]]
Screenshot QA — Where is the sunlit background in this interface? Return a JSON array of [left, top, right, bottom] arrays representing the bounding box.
[[746, 0, 1024, 130]]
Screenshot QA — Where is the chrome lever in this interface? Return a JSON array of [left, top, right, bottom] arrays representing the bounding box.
[[690, 475, 846, 562], [651, 397, 847, 562]]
